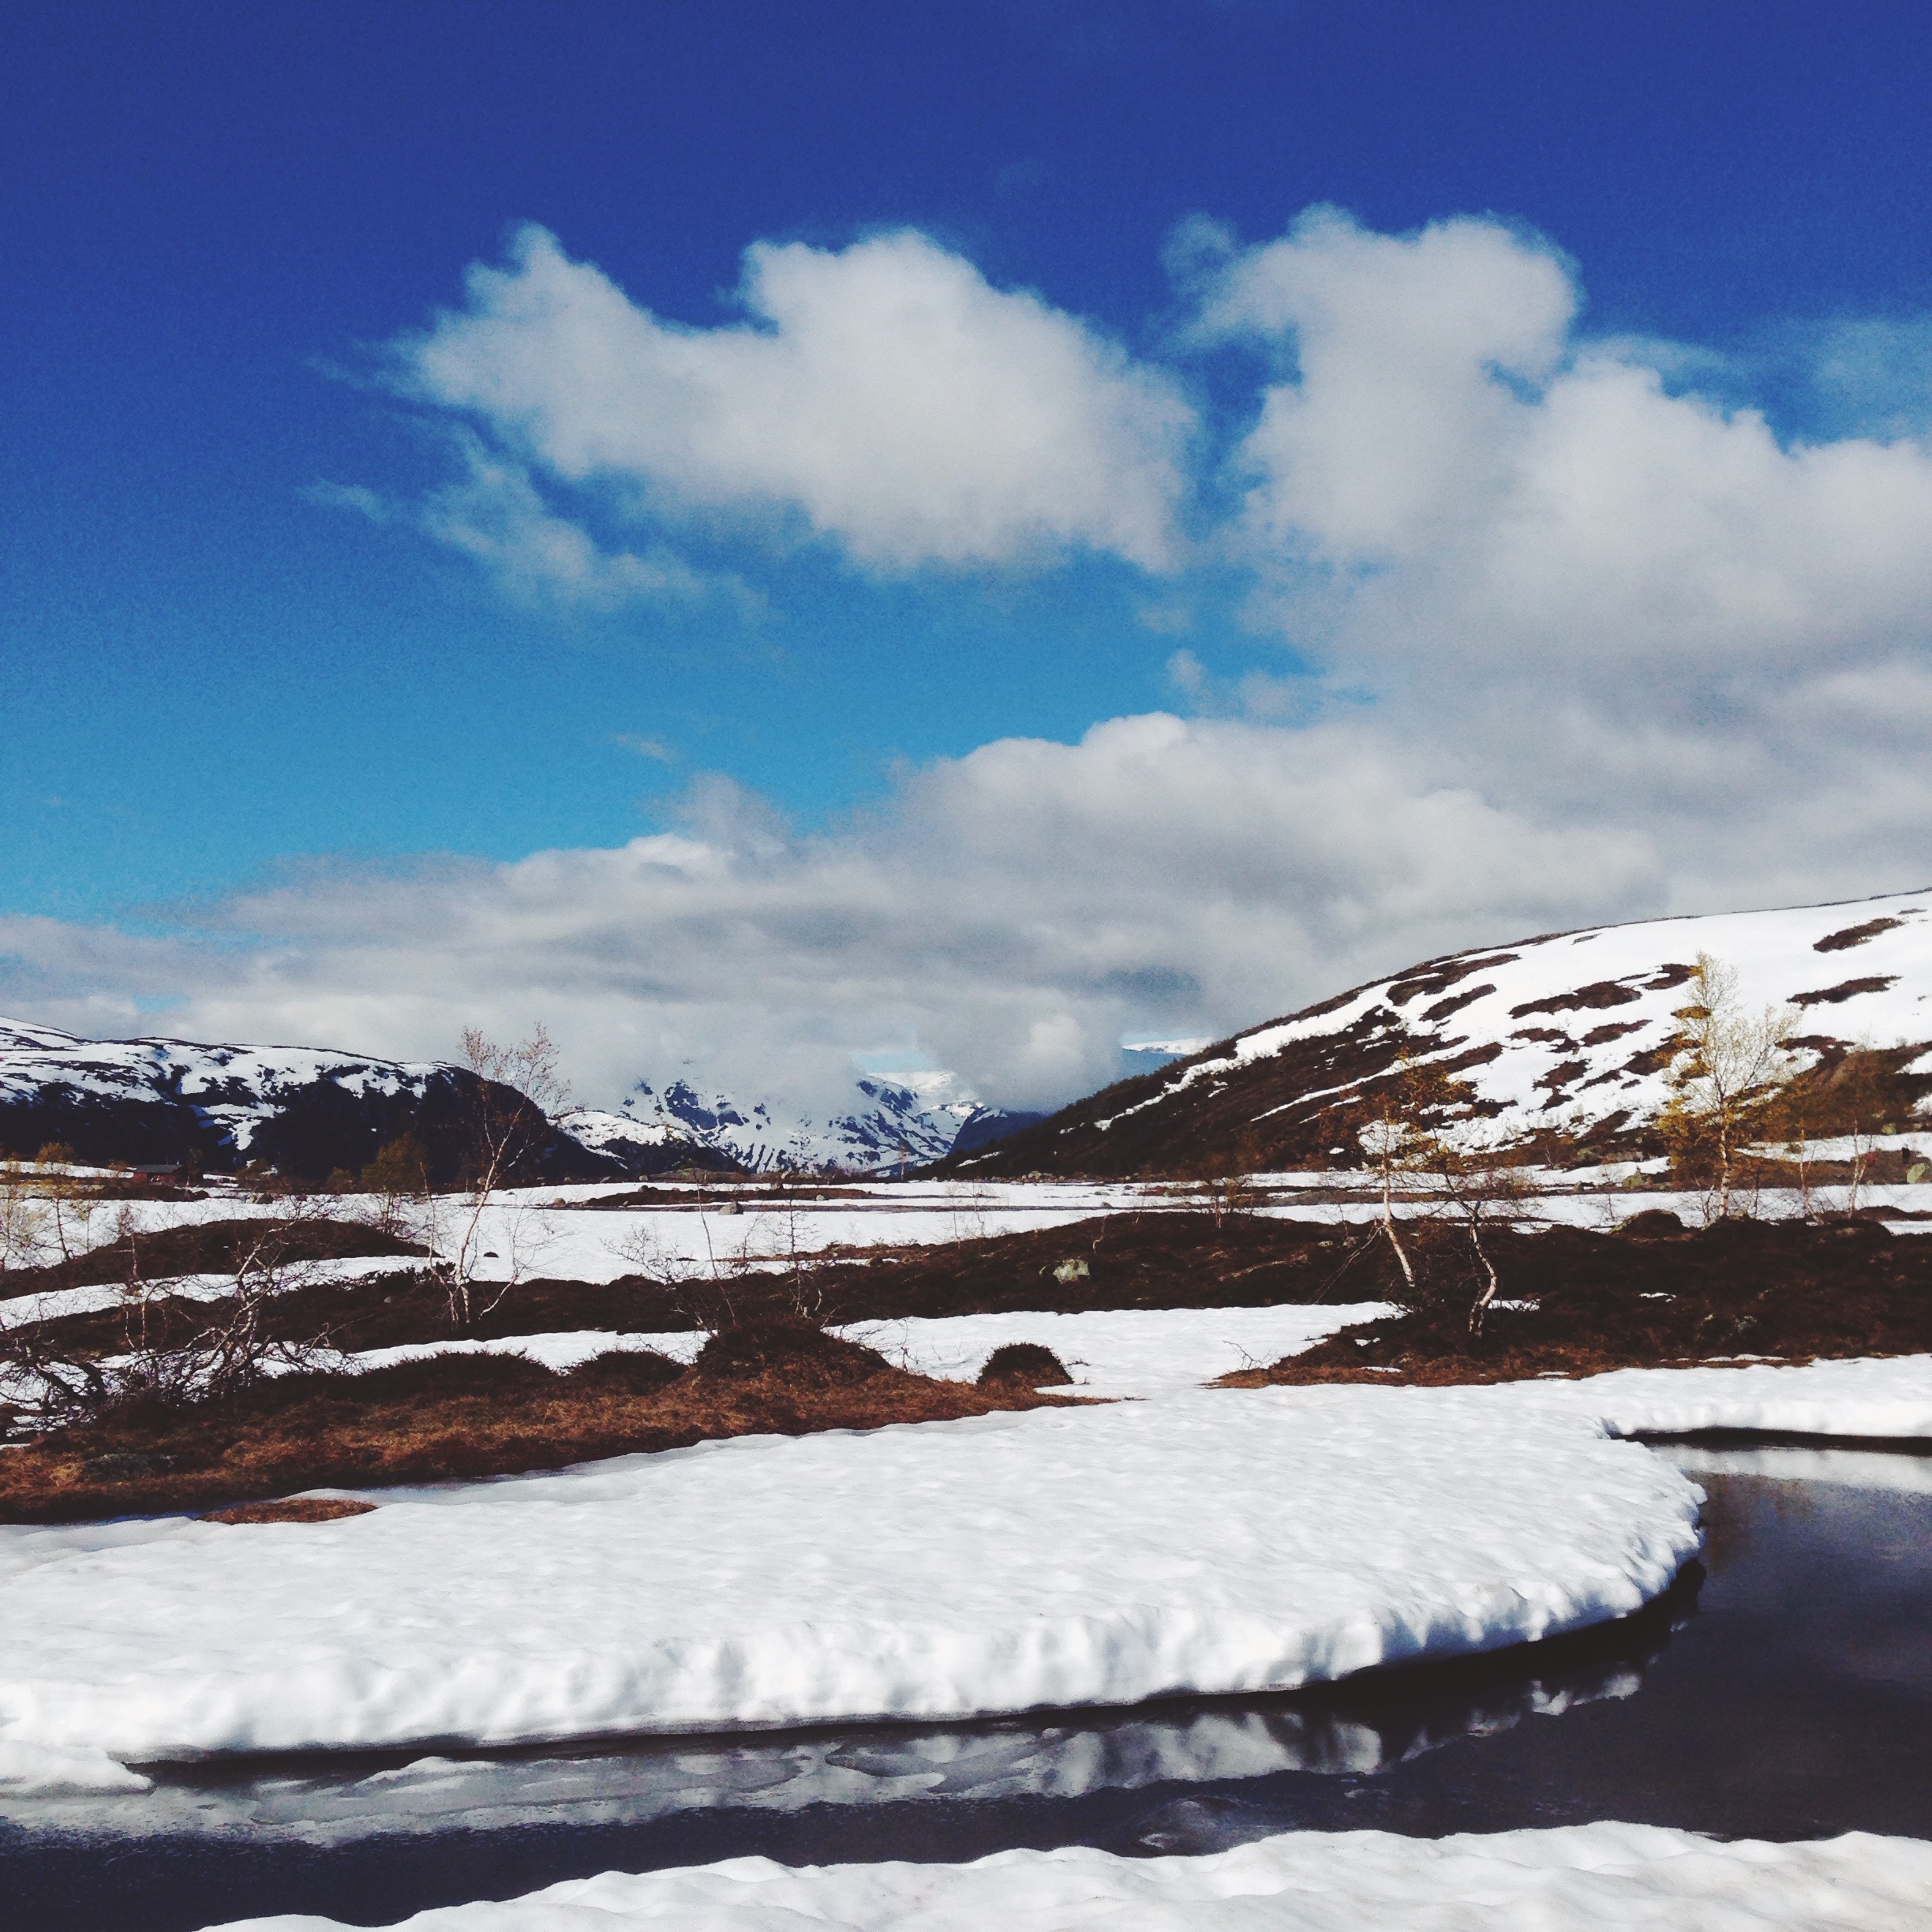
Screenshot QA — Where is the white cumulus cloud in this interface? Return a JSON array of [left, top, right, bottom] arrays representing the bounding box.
[[0, 715, 1659, 1116], [392, 223, 1196, 572]]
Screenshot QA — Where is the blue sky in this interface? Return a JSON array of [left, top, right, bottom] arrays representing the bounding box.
[[5, 2, 1932, 1108]]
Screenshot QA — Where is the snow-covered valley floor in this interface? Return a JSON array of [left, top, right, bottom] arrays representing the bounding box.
[[6, 1178, 1932, 1930]]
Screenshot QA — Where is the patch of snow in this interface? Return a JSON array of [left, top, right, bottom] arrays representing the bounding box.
[[0, 1255, 419, 1330], [841, 1305, 1395, 1398], [1541, 1354, 1932, 1440], [335, 1309, 1387, 1399], [200, 1823, 1932, 1930], [0, 1389, 1699, 1765]]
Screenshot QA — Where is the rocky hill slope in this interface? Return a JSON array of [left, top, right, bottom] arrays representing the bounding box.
[[942, 891, 1932, 1178]]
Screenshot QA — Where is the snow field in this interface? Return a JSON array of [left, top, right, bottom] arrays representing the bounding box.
[[0, 1254, 421, 1330], [204, 1822, 1932, 1931], [0, 1388, 1701, 1773]]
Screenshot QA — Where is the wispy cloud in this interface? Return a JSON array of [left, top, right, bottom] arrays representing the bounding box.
[[309, 432, 766, 617], [611, 733, 676, 762]]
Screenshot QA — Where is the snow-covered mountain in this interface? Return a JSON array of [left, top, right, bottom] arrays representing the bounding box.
[[560, 1073, 1042, 1177], [948, 891, 1932, 1177], [0, 1018, 626, 1180], [0, 1014, 1043, 1182]]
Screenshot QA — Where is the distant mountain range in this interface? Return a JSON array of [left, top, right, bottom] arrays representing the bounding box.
[[944, 891, 1932, 1178], [560, 1073, 1043, 1177], [0, 1018, 1043, 1179]]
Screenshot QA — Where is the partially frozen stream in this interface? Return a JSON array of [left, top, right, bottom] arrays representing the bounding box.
[[3, 1446, 1928, 1931]]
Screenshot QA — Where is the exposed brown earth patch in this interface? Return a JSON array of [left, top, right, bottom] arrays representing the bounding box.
[[1509, 980, 1644, 1020], [1814, 917, 1908, 952], [581, 1184, 878, 1208], [978, 1341, 1074, 1389], [0, 1327, 1067, 1524], [1420, 985, 1496, 1023], [1230, 1216, 1932, 1389], [1387, 954, 1521, 1005], [1792, 976, 1899, 1006], [799, 1213, 1385, 1323], [1580, 1021, 1647, 1047]]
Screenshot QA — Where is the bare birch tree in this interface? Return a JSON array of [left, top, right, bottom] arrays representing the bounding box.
[[1659, 955, 1799, 1221], [408, 1024, 568, 1331]]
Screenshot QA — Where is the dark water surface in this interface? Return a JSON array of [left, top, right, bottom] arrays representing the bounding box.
[[5, 1446, 1930, 1931]]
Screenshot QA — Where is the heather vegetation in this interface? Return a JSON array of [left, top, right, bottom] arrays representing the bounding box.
[[1237, 1213, 1932, 1388], [0, 1319, 1068, 1523]]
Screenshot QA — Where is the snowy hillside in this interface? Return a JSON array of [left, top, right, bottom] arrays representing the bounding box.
[[562, 1073, 1041, 1176], [950, 890, 1932, 1177], [0, 1019, 622, 1181]]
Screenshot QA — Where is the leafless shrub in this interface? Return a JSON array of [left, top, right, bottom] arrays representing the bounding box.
[[2, 1200, 344, 1433]]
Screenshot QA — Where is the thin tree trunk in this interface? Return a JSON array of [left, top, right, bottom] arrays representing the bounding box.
[[1380, 1211, 1417, 1293], [1466, 1215, 1500, 1335]]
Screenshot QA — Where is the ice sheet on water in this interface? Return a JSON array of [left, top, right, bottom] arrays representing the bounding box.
[[0, 1646, 1653, 1844]]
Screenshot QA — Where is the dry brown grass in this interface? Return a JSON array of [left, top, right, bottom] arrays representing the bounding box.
[[0, 1320, 1073, 1524], [1231, 1214, 1932, 1389], [978, 1341, 1073, 1388]]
